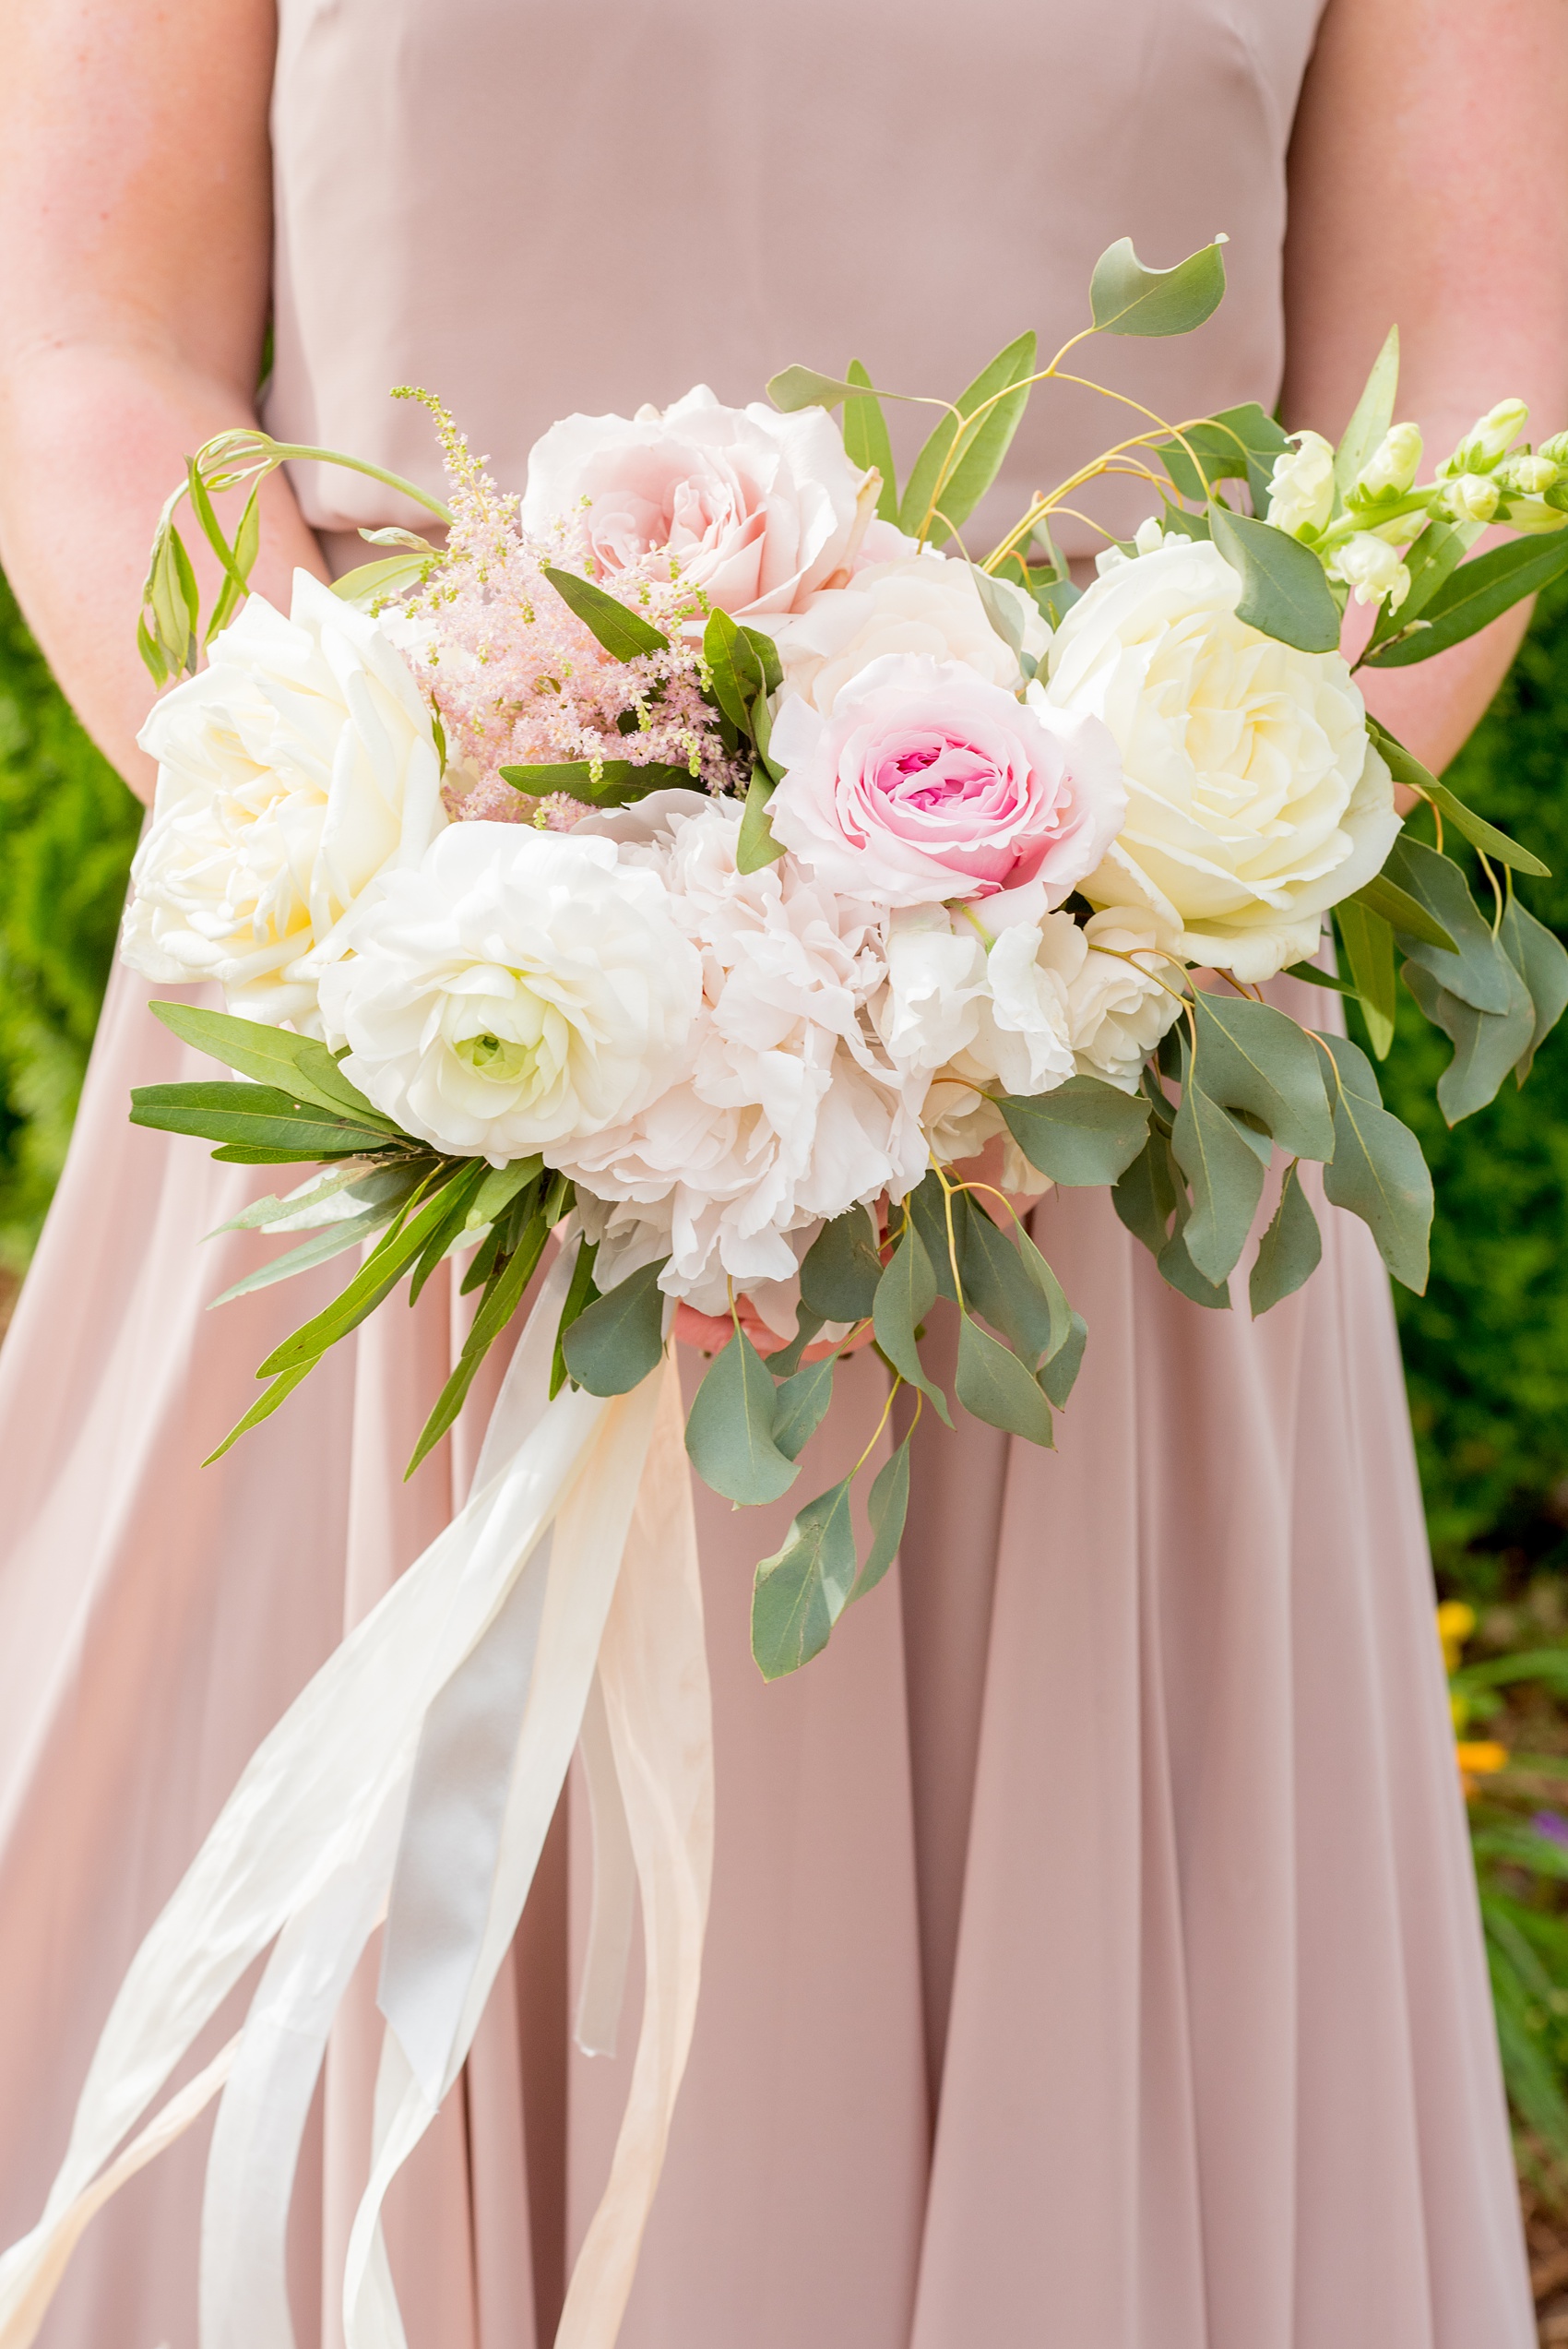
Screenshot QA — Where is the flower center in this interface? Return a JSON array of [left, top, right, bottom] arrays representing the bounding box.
[[454, 1029, 536, 1085]]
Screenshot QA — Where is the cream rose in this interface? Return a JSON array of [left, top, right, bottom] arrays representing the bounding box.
[[121, 572, 445, 1031], [761, 554, 1049, 711], [1044, 538, 1400, 982], [520, 385, 878, 619], [316, 827, 702, 1163]]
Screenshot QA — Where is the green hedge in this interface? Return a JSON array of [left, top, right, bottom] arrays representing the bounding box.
[[1, 565, 1566, 1587], [0, 572, 141, 1271]]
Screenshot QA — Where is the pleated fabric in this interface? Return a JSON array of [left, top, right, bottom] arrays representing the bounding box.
[[0, 0, 1539, 2333]]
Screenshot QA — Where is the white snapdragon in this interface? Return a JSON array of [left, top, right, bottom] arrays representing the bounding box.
[[1266, 431, 1335, 539], [1443, 473, 1502, 525], [121, 573, 445, 1032], [316, 827, 702, 1163], [1329, 532, 1412, 611], [1443, 399, 1529, 474], [1352, 423, 1423, 501]]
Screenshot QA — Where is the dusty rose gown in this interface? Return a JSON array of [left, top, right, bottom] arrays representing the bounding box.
[[0, 2, 1537, 2343]]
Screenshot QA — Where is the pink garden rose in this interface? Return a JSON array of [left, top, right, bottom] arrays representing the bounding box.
[[521, 385, 884, 619], [766, 654, 1126, 909]]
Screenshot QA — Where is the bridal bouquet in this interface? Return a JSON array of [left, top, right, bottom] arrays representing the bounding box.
[[121, 234, 1568, 1679], [7, 233, 1568, 2349]]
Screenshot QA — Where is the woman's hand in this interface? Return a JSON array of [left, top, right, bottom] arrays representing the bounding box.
[[1282, 0, 1568, 780], [0, 0, 325, 799]]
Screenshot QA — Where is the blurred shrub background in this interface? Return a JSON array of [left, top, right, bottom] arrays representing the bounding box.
[[3, 563, 1568, 2324]]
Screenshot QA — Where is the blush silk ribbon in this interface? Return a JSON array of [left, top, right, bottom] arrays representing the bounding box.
[[0, 1246, 712, 2349]]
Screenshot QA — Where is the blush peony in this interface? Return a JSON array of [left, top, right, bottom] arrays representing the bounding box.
[[1044, 538, 1400, 982], [315, 827, 702, 1163], [766, 653, 1125, 910], [121, 573, 446, 1032], [520, 385, 879, 619]]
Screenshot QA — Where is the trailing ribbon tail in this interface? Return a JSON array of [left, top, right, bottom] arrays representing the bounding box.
[[0, 1251, 710, 2349]]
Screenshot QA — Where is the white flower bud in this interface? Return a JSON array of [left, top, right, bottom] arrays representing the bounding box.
[[1502, 496, 1568, 535], [1443, 399, 1529, 477], [1443, 472, 1501, 524], [1133, 516, 1166, 555], [1500, 453, 1558, 495], [1353, 421, 1423, 500], [1328, 531, 1412, 611], [1538, 432, 1568, 467], [1265, 430, 1335, 539]]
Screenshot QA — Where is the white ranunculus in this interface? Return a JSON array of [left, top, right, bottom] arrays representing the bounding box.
[[557, 800, 926, 1312], [762, 554, 1049, 712], [121, 572, 445, 1031], [1265, 431, 1335, 539], [520, 385, 877, 619], [315, 826, 702, 1163], [1329, 531, 1411, 611], [1044, 537, 1400, 983]]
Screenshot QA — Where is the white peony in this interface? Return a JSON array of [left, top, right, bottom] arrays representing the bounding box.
[[520, 385, 878, 619], [760, 554, 1049, 711], [556, 800, 927, 1311], [1044, 537, 1400, 982], [315, 826, 702, 1163], [121, 572, 445, 1031]]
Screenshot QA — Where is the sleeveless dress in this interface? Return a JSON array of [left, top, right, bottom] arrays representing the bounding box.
[[0, 3, 1537, 2344]]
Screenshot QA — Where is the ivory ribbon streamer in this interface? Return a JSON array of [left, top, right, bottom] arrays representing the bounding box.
[[0, 1245, 712, 2349], [574, 1671, 637, 2059]]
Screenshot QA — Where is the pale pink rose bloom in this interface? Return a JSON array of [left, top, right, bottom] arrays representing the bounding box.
[[766, 653, 1126, 910], [520, 385, 880, 619]]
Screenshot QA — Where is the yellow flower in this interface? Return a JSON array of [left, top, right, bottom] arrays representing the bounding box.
[[1438, 1601, 1476, 1675], [1456, 1740, 1509, 1799]]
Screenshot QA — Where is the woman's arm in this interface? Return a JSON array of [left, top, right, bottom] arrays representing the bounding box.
[[1282, 0, 1568, 777], [0, 0, 324, 801]]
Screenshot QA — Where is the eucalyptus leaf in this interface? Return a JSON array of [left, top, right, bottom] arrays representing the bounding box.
[[1189, 990, 1336, 1160], [955, 1314, 1054, 1446], [1349, 873, 1458, 958], [1248, 1163, 1323, 1316], [686, 1325, 802, 1505], [498, 758, 694, 807], [1402, 960, 1538, 1125], [1031, 574, 1083, 628], [872, 1226, 952, 1425], [898, 332, 1037, 543], [771, 1353, 837, 1461], [736, 768, 786, 872], [1157, 1196, 1232, 1309], [908, 1171, 968, 1305], [1039, 1310, 1088, 1406], [1363, 531, 1568, 668], [1280, 960, 1359, 997], [562, 1256, 670, 1396], [1087, 236, 1228, 338], [852, 1436, 912, 1601], [1111, 1129, 1181, 1258], [1382, 837, 1513, 1012], [1208, 504, 1341, 653], [799, 1205, 883, 1323], [148, 1001, 397, 1127], [1317, 1033, 1432, 1290], [751, 1479, 857, 1680], [1171, 1076, 1269, 1283], [1333, 899, 1396, 1058], [957, 1200, 1069, 1365], [998, 1075, 1151, 1185], [765, 366, 861, 412], [1365, 718, 1550, 876], [1500, 897, 1568, 1082], [541, 565, 669, 659], [549, 1235, 601, 1399], [763, 1310, 826, 1382], [1154, 403, 1290, 510], [1332, 325, 1399, 505], [844, 359, 899, 523]]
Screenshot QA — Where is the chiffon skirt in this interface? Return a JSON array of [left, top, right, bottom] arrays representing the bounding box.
[[0, 963, 1535, 2349]]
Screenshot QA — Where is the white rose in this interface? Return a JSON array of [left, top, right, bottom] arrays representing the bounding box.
[[520, 385, 877, 619], [316, 826, 702, 1163], [1044, 538, 1400, 982], [1265, 431, 1335, 539], [1066, 909, 1184, 1090], [1328, 531, 1412, 610], [762, 554, 1049, 712], [121, 572, 445, 1031]]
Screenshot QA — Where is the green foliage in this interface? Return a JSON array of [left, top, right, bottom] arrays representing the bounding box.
[[0, 569, 141, 1272], [1372, 573, 1568, 1589]]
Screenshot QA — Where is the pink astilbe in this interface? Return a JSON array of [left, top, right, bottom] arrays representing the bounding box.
[[381, 391, 744, 819]]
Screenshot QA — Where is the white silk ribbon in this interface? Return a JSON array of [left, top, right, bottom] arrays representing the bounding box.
[[0, 1251, 712, 2349]]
